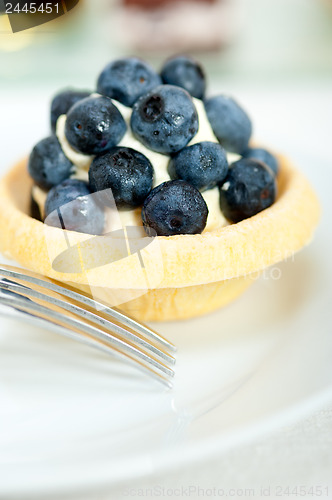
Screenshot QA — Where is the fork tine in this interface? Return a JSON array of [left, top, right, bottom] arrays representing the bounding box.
[[0, 279, 175, 379], [0, 288, 174, 388], [0, 275, 175, 366], [0, 265, 176, 353]]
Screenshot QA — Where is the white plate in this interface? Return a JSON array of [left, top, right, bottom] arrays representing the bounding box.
[[1, 163, 331, 498], [0, 90, 331, 499]]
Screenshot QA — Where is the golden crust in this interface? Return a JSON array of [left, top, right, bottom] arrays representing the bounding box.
[[0, 156, 320, 288], [0, 156, 320, 321], [73, 275, 254, 322]]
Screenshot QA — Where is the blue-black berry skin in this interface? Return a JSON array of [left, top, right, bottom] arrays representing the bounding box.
[[243, 147, 279, 176], [219, 158, 276, 223], [65, 96, 126, 155], [168, 141, 228, 191], [205, 95, 252, 154], [89, 147, 154, 208], [131, 85, 199, 154], [142, 180, 208, 236], [44, 179, 105, 235], [50, 89, 91, 133], [97, 57, 162, 107], [160, 56, 206, 99], [28, 136, 74, 190]]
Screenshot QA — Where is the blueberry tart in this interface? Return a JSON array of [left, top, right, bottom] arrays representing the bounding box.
[[0, 56, 320, 321]]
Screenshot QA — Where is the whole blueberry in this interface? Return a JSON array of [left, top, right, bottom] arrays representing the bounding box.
[[242, 147, 279, 176], [205, 95, 252, 154], [28, 136, 74, 190], [44, 179, 105, 235], [142, 180, 208, 236], [219, 158, 276, 223], [89, 147, 154, 208], [65, 96, 126, 155], [131, 85, 198, 154], [168, 141, 228, 191], [160, 55, 206, 99], [97, 57, 162, 107], [50, 89, 91, 133]]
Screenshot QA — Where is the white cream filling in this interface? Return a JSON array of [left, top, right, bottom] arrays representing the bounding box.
[[46, 97, 239, 233], [188, 98, 217, 146], [203, 187, 228, 231], [115, 100, 170, 187]]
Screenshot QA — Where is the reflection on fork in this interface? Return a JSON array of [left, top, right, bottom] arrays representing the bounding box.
[[0, 264, 176, 388]]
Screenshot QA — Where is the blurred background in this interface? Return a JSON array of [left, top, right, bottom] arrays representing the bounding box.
[[1, 0, 331, 172], [1, 0, 332, 84]]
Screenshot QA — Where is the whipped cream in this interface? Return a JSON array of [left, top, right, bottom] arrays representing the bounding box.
[[42, 96, 235, 232]]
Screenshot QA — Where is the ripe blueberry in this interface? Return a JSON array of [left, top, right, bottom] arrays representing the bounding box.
[[65, 96, 126, 155], [142, 180, 208, 236], [168, 141, 228, 191], [243, 147, 279, 176], [44, 179, 105, 235], [28, 136, 74, 190], [131, 85, 199, 154], [160, 55, 206, 99], [50, 89, 91, 133], [219, 158, 276, 223], [89, 147, 154, 208], [205, 95, 252, 154], [97, 57, 162, 107]]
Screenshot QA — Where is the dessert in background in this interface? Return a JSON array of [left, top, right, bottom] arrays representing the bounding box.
[[110, 0, 240, 52]]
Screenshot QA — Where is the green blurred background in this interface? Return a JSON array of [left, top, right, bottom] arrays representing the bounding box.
[[1, 0, 332, 89]]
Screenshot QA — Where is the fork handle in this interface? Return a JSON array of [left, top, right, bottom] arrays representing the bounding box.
[[0, 299, 116, 356], [0, 294, 173, 388]]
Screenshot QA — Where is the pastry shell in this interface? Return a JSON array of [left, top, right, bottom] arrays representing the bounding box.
[[0, 156, 320, 321]]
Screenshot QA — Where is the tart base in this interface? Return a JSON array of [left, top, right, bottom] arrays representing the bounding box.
[[0, 156, 320, 321], [66, 275, 254, 322]]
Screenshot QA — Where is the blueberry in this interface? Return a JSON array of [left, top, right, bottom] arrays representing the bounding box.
[[28, 136, 74, 190], [44, 179, 105, 235], [142, 180, 208, 236], [168, 141, 228, 191], [50, 89, 91, 133], [160, 55, 206, 99], [97, 57, 162, 107], [89, 147, 154, 208], [219, 158, 276, 223], [204, 95, 252, 154], [242, 147, 279, 176], [65, 96, 126, 155], [131, 85, 198, 154]]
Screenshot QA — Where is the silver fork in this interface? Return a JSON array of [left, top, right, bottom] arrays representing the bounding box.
[[0, 264, 176, 388]]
